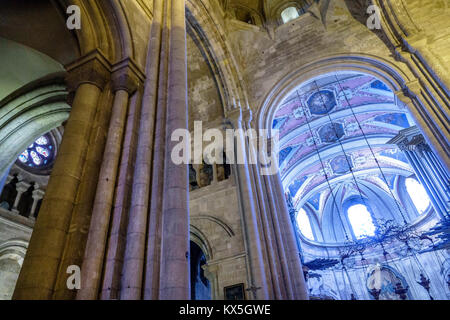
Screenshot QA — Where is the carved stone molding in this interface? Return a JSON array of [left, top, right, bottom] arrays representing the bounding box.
[[111, 58, 145, 94], [65, 49, 112, 92]]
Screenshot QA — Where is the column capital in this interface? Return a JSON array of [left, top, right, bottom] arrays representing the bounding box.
[[16, 181, 30, 193], [388, 126, 428, 153], [32, 188, 45, 200], [65, 49, 112, 92], [111, 58, 145, 94], [399, 79, 422, 100]]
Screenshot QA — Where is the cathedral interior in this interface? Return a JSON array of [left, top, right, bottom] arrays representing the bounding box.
[[0, 0, 449, 301]]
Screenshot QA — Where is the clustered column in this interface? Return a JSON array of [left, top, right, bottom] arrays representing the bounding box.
[[77, 60, 141, 300], [13, 52, 110, 300], [390, 126, 450, 221], [227, 108, 308, 300], [80, 0, 190, 300]]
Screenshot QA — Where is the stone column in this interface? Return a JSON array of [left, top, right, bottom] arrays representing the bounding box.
[[30, 189, 45, 219], [120, 0, 165, 301], [227, 108, 270, 300], [12, 182, 28, 213], [100, 88, 143, 300], [269, 172, 309, 299], [159, 0, 190, 300], [13, 51, 110, 300], [77, 60, 140, 300], [143, 0, 169, 300], [389, 126, 450, 220]]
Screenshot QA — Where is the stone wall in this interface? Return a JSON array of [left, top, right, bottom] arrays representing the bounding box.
[[189, 174, 249, 299]]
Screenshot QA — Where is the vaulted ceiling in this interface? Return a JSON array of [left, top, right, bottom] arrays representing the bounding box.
[[273, 73, 416, 208]]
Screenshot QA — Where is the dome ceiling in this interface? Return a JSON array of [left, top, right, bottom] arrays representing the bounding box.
[[273, 73, 416, 207]]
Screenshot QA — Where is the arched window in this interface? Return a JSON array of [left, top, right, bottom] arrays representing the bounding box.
[[405, 178, 430, 214], [281, 7, 300, 24], [297, 208, 314, 240], [347, 204, 376, 239]]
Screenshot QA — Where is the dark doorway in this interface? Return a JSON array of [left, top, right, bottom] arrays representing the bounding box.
[[190, 241, 211, 300]]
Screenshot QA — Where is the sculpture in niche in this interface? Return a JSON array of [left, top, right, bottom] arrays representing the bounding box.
[[0, 174, 19, 210], [307, 90, 336, 115], [318, 122, 345, 143], [217, 152, 231, 182], [367, 264, 408, 300], [17, 182, 35, 218], [198, 162, 213, 187], [189, 164, 199, 191], [217, 165, 225, 182]]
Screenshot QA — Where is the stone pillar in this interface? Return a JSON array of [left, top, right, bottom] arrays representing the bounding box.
[[158, 0, 190, 300], [120, 0, 190, 300], [120, 0, 164, 300], [142, 0, 169, 300], [248, 136, 285, 299], [257, 133, 308, 300], [12, 182, 28, 213], [227, 108, 270, 300], [30, 189, 45, 219], [13, 51, 110, 300], [389, 126, 450, 220], [77, 60, 140, 300], [269, 172, 308, 299], [100, 88, 142, 300]]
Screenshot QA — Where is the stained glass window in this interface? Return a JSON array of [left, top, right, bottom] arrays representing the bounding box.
[[281, 7, 299, 24], [297, 208, 314, 240], [405, 178, 430, 214], [347, 204, 376, 239], [16, 134, 55, 169]]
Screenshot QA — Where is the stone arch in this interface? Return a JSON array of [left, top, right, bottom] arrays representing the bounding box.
[[0, 1, 136, 176], [191, 215, 235, 238], [0, 38, 71, 175], [190, 226, 214, 261], [256, 53, 448, 168], [54, 0, 126, 62]]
